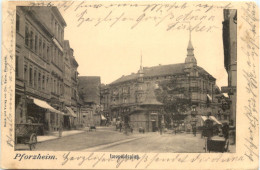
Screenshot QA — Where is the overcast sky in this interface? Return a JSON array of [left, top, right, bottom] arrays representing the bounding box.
[[60, 2, 228, 87]]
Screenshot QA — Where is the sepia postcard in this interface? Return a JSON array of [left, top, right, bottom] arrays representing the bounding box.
[[1, 0, 259, 169]]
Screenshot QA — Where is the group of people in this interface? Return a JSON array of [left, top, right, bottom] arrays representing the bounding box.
[[116, 121, 133, 133]]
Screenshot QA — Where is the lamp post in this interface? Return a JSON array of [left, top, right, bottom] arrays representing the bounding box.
[[191, 105, 198, 136]]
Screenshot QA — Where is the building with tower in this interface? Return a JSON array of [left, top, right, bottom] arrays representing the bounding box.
[[101, 33, 220, 132]]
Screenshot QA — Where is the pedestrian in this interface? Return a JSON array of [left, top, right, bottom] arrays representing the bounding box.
[[192, 125, 197, 136], [119, 121, 122, 132], [59, 121, 63, 138], [222, 123, 229, 141]]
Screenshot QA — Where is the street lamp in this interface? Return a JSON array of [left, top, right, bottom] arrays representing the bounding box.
[[191, 105, 198, 136]]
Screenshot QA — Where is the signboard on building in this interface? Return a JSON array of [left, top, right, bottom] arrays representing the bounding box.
[[221, 86, 236, 95]]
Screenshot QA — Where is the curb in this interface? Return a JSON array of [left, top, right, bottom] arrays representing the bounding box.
[[80, 137, 145, 152], [37, 130, 87, 143]]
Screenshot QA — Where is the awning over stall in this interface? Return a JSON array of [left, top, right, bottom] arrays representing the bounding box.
[[31, 97, 64, 115], [207, 94, 212, 101], [101, 115, 107, 120], [209, 116, 222, 125], [201, 115, 222, 125], [201, 116, 208, 121], [65, 106, 77, 117]]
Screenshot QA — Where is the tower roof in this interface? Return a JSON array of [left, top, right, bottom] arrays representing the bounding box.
[[185, 31, 197, 65]]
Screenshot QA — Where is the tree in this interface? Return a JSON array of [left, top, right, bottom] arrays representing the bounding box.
[[154, 79, 191, 127]]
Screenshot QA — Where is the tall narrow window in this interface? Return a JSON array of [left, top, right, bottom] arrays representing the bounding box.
[[47, 46, 50, 62], [39, 37, 42, 56], [25, 25, 29, 46], [29, 67, 33, 86], [54, 79, 56, 93], [46, 76, 49, 92], [50, 78, 53, 92], [38, 72, 41, 90], [34, 69, 37, 89], [15, 56, 19, 77], [43, 41, 46, 59], [16, 14, 20, 32], [30, 31, 34, 50], [34, 34, 38, 53], [24, 64, 28, 82], [42, 74, 45, 90]]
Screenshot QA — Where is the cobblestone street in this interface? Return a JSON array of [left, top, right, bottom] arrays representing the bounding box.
[[27, 127, 230, 153]]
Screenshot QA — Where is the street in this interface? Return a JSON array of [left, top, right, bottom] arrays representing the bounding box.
[[34, 127, 207, 152]]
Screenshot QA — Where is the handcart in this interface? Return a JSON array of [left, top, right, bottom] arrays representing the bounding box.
[[15, 123, 43, 150], [205, 136, 229, 153]]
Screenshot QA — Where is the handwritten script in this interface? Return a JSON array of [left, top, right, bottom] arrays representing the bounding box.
[[30, 1, 232, 32], [61, 152, 244, 168], [241, 2, 259, 162]]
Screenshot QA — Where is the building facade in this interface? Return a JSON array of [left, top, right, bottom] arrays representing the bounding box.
[[15, 6, 81, 135], [222, 9, 237, 127], [78, 76, 102, 127], [102, 36, 220, 132]]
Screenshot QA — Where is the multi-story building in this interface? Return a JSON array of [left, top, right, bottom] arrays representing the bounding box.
[[78, 76, 102, 127], [102, 36, 218, 132], [63, 40, 78, 129], [69, 47, 83, 128], [15, 6, 81, 134], [222, 9, 237, 127], [100, 84, 111, 121]]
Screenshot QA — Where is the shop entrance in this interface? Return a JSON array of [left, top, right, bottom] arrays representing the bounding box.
[[152, 120, 157, 132]]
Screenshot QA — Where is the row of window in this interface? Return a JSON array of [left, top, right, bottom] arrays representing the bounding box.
[[51, 14, 64, 43], [25, 23, 51, 63], [24, 21, 64, 70], [24, 62, 49, 91], [112, 93, 143, 104], [23, 62, 78, 99]]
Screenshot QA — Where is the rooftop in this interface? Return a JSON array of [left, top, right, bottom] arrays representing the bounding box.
[[110, 63, 215, 85]]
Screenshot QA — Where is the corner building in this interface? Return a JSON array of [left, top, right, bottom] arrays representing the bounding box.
[[15, 6, 81, 134], [104, 36, 217, 132]]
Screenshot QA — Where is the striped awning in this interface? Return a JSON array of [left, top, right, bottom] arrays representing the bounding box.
[[31, 97, 64, 115], [65, 106, 77, 118], [101, 114, 107, 120]]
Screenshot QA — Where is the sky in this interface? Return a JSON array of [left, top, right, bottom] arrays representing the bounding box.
[[60, 2, 228, 87]]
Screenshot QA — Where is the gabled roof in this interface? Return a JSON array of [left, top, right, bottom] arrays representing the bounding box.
[[110, 63, 215, 85]]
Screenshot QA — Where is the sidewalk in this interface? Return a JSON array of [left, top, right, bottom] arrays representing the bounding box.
[[37, 130, 85, 143]]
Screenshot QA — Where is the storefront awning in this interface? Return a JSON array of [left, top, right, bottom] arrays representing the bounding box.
[[223, 93, 229, 98], [65, 106, 77, 118], [101, 114, 107, 120], [201, 115, 222, 125], [210, 116, 222, 125], [201, 116, 208, 121], [207, 94, 212, 101], [32, 97, 64, 115]]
